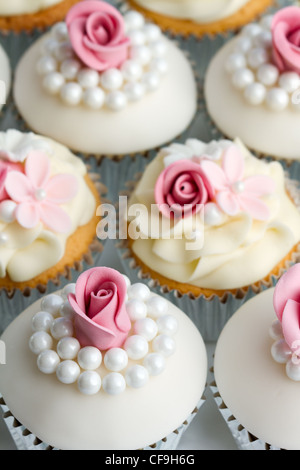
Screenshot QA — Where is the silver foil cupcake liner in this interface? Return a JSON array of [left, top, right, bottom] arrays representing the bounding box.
[[0, 393, 205, 451]]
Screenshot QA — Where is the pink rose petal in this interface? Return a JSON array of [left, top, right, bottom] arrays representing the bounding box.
[[273, 263, 300, 322]]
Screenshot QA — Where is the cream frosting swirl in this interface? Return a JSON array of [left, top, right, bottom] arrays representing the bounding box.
[[0, 130, 96, 283], [0, 0, 63, 16], [127, 138, 300, 290], [132, 0, 250, 23]]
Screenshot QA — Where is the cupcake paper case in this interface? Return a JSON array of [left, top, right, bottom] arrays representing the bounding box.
[[117, 136, 300, 340], [0, 266, 207, 450], [0, 129, 104, 334], [204, 5, 300, 170], [12, 0, 197, 158], [212, 263, 300, 450], [124, 0, 275, 38]]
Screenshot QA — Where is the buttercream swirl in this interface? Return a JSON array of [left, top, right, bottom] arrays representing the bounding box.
[[0, 130, 96, 283], [127, 138, 300, 290]]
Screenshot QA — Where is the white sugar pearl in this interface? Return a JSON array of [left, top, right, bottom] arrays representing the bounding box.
[[266, 87, 289, 111], [0, 200, 17, 223], [260, 14, 273, 31], [247, 47, 269, 69], [78, 371, 101, 395], [225, 53, 246, 73], [36, 55, 57, 76], [60, 59, 81, 80], [41, 38, 58, 55], [257, 63, 279, 86], [56, 360, 80, 384], [125, 365, 149, 388], [130, 45, 152, 65], [232, 68, 254, 89], [271, 339, 292, 364], [102, 372, 126, 395], [106, 91, 127, 111], [43, 72, 65, 95], [29, 331, 53, 355], [146, 296, 168, 318], [54, 42, 74, 62], [124, 335, 149, 360], [242, 23, 263, 38], [152, 334, 176, 357], [149, 57, 168, 75], [234, 36, 252, 54], [134, 317, 158, 341], [144, 353, 166, 376], [269, 320, 283, 340], [128, 283, 151, 301], [126, 298, 147, 321], [100, 68, 123, 91], [61, 283, 76, 299], [151, 40, 167, 58], [57, 337, 80, 360], [141, 71, 160, 91], [104, 348, 128, 372], [59, 300, 75, 320], [286, 359, 300, 381], [0, 233, 8, 245], [50, 317, 74, 340], [156, 315, 178, 336], [83, 87, 105, 109], [143, 24, 161, 43], [51, 22, 69, 42], [204, 203, 223, 226], [77, 68, 99, 88], [37, 350, 60, 374], [123, 11, 145, 32], [279, 72, 300, 93], [253, 30, 272, 49], [124, 82, 145, 101], [120, 60, 143, 81], [60, 82, 83, 106], [127, 29, 146, 46], [244, 82, 266, 105], [41, 294, 64, 315], [31, 311, 54, 332], [78, 346, 102, 370]]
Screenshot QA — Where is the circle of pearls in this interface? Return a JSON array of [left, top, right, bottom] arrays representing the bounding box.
[[29, 277, 177, 396], [269, 319, 300, 381], [225, 15, 300, 112], [37, 12, 168, 111]]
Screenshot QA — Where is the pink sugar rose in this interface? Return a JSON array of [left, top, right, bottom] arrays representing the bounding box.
[[272, 6, 300, 74], [68, 267, 131, 351], [0, 160, 23, 202], [66, 0, 130, 72], [155, 160, 214, 219]]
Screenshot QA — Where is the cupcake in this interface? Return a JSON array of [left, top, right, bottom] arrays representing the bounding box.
[[117, 136, 300, 340], [124, 0, 274, 38], [0, 266, 207, 450], [204, 5, 300, 173], [13, 0, 197, 159], [0, 0, 82, 33], [212, 263, 300, 450], [0, 43, 10, 111], [0, 129, 103, 333]]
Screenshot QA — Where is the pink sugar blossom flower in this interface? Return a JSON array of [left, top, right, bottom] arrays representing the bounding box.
[[200, 145, 275, 221], [5, 151, 79, 233]]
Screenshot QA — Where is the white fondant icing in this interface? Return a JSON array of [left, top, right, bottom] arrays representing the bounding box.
[[214, 288, 300, 450], [127, 138, 300, 290], [133, 0, 250, 23], [205, 35, 300, 160], [0, 131, 96, 283], [0, 0, 63, 16], [0, 290, 207, 450], [0, 45, 10, 112], [14, 34, 197, 155]]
